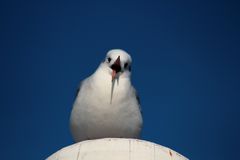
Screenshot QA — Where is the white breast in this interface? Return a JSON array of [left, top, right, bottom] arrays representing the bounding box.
[[70, 67, 142, 142]]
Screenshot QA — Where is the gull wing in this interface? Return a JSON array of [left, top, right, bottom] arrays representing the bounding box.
[[134, 89, 142, 113], [75, 81, 83, 98]]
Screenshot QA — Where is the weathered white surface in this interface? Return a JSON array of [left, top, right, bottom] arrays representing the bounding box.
[[46, 138, 188, 160]]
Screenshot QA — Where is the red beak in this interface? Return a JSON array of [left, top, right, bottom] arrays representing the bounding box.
[[111, 56, 121, 81]]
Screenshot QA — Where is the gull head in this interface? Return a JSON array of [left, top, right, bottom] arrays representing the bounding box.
[[99, 49, 132, 104], [101, 49, 132, 81]]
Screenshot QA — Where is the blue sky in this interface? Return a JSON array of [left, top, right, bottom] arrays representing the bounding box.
[[0, 0, 239, 159]]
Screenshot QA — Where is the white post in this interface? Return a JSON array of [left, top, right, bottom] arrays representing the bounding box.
[[46, 138, 188, 160]]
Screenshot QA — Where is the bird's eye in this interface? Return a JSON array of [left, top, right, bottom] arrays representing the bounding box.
[[107, 57, 111, 63], [124, 62, 128, 69]]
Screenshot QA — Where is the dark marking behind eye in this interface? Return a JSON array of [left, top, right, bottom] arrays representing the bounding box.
[[129, 65, 131, 71]]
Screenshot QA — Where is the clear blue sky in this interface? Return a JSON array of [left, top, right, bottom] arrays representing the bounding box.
[[0, 0, 239, 159]]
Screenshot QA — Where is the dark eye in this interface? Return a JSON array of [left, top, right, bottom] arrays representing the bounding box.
[[107, 57, 111, 63], [124, 62, 128, 69]]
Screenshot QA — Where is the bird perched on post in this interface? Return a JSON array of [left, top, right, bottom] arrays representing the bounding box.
[[70, 49, 143, 142]]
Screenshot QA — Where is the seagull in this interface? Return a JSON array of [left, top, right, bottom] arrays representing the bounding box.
[[70, 49, 143, 142]]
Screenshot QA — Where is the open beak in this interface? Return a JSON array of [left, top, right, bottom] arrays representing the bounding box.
[[111, 56, 121, 81]]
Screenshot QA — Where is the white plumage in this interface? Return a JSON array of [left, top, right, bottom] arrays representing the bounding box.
[[70, 49, 142, 142]]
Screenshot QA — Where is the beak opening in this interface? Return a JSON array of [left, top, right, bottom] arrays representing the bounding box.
[[111, 56, 121, 80]]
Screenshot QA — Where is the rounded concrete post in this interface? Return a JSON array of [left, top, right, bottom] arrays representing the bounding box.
[[46, 138, 188, 160]]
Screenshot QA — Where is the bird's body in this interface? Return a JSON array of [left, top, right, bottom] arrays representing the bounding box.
[[70, 49, 142, 142]]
